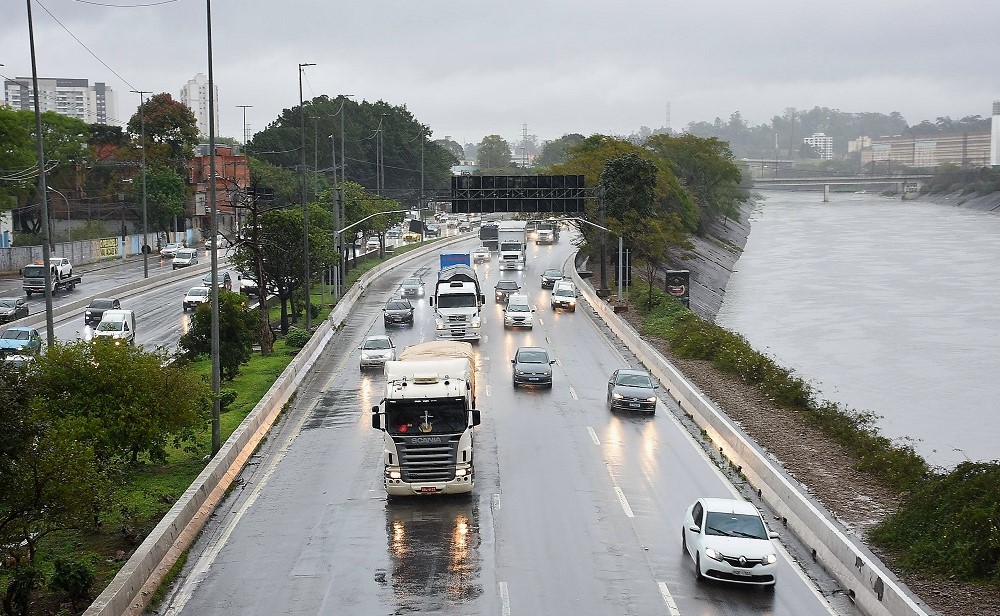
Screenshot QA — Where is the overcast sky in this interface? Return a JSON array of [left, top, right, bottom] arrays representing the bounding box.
[[3, 0, 998, 147]]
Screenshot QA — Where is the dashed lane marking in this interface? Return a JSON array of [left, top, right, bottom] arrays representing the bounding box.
[[657, 582, 681, 616], [587, 426, 600, 445], [499, 581, 511, 616], [569, 386, 578, 400]]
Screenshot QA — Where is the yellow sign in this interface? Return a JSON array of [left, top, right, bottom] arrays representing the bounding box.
[[100, 238, 119, 258]]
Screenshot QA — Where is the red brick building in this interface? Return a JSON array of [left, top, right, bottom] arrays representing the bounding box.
[[186, 144, 250, 236]]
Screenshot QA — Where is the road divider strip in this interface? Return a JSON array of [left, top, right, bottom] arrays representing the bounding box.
[[85, 234, 472, 616], [570, 260, 931, 616]]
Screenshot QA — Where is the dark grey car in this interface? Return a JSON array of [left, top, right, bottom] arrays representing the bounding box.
[[0, 298, 28, 323], [511, 346, 555, 388], [607, 369, 657, 413], [540, 268, 563, 289], [495, 279, 521, 302], [84, 297, 121, 326], [400, 277, 424, 298], [383, 298, 414, 326]]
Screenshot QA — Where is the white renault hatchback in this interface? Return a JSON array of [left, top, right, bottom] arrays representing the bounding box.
[[682, 497, 779, 587]]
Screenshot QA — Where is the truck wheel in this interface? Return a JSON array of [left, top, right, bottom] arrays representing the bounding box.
[[25, 291, 32, 298]]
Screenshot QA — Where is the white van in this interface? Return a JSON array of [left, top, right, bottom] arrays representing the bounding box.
[[93, 309, 137, 345], [503, 293, 535, 329], [173, 248, 199, 269]]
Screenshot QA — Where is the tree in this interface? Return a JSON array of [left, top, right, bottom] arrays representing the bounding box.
[[30, 341, 209, 464], [475, 135, 513, 171], [131, 166, 187, 239], [434, 138, 465, 161], [179, 290, 260, 381], [127, 93, 199, 167], [536, 133, 585, 168]]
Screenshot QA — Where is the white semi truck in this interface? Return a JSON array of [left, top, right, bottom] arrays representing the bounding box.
[[371, 341, 481, 496], [497, 220, 527, 270], [429, 264, 485, 341]]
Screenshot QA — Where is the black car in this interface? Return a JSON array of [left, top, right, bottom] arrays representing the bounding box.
[[511, 346, 555, 388], [607, 369, 657, 413], [383, 298, 415, 326], [84, 297, 121, 326], [540, 268, 563, 289], [0, 297, 28, 323], [494, 279, 521, 302]]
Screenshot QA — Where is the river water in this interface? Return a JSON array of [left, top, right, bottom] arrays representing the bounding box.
[[717, 190, 1000, 469]]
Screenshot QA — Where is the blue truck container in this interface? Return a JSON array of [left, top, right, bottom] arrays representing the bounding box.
[[440, 253, 471, 270]]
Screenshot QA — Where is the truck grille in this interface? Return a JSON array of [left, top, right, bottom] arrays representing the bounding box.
[[393, 434, 460, 482], [447, 315, 467, 323]]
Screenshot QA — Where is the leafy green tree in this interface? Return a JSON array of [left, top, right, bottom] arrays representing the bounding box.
[[179, 290, 260, 381], [131, 166, 187, 239], [645, 133, 747, 233], [475, 135, 513, 171], [31, 341, 209, 464], [536, 133, 585, 168], [434, 138, 465, 161], [127, 92, 200, 167]]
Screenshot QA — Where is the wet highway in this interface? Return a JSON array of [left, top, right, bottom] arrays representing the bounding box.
[[158, 235, 861, 616]]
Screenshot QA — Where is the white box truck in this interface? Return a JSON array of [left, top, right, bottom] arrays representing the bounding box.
[[371, 341, 481, 496], [497, 221, 527, 270], [429, 265, 485, 341]]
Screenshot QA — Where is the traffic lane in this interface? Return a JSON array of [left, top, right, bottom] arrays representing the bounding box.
[[485, 241, 845, 615], [161, 240, 497, 616]]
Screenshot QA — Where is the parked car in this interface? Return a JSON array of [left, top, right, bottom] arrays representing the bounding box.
[[173, 248, 199, 269], [607, 369, 657, 413], [84, 297, 121, 326], [503, 293, 535, 329], [93, 309, 136, 345], [511, 346, 555, 388], [400, 277, 424, 298], [183, 286, 211, 311], [383, 298, 415, 327], [540, 268, 564, 289], [0, 297, 29, 323], [0, 326, 42, 355], [160, 242, 184, 258], [359, 335, 395, 371], [550, 280, 577, 312], [682, 498, 779, 587], [472, 246, 491, 263], [494, 279, 521, 302]]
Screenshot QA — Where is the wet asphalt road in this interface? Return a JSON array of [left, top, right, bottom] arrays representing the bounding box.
[[153, 236, 858, 616]]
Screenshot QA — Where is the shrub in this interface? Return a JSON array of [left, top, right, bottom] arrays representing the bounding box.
[[285, 326, 311, 349], [49, 557, 95, 611]]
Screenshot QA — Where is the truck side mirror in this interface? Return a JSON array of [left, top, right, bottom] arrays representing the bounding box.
[[371, 405, 382, 430], [470, 409, 481, 427], [510, 359, 515, 365], [428, 297, 434, 307]]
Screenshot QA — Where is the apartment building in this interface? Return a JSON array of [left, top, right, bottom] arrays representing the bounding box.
[[3, 77, 117, 124], [179, 73, 219, 137]]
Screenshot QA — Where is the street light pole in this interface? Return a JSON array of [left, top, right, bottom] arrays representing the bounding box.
[[47, 187, 70, 261], [329, 133, 340, 301], [237, 104, 253, 238], [131, 89, 151, 278], [298, 62, 315, 331], [206, 0, 222, 455]]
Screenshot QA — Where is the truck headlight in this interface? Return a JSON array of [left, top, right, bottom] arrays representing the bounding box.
[[455, 468, 467, 477], [471, 317, 481, 328], [436, 323, 446, 330], [389, 470, 401, 479]]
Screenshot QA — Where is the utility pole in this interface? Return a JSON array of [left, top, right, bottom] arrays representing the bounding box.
[[236, 104, 253, 237], [25, 0, 55, 347], [206, 0, 222, 455], [298, 63, 315, 331], [131, 89, 151, 278], [338, 96, 352, 294]]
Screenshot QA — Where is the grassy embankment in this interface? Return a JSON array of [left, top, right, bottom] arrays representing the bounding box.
[[629, 283, 1000, 587], [13, 237, 443, 614]]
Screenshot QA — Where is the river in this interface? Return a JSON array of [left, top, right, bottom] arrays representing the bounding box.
[[717, 190, 1000, 469]]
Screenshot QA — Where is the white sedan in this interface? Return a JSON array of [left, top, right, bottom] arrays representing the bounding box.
[[183, 286, 211, 312], [682, 497, 779, 587]]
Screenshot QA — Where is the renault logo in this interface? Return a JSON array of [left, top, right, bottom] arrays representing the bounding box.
[[738, 556, 747, 566]]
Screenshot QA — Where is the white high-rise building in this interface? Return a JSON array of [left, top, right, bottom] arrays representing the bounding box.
[[991, 101, 1000, 167], [179, 73, 219, 137], [3, 77, 117, 124], [803, 132, 834, 160]]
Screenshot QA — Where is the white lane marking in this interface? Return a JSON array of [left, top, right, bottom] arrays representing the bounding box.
[[545, 336, 551, 344], [499, 581, 511, 616], [492, 493, 501, 511], [569, 386, 578, 400], [484, 383, 491, 398], [587, 426, 600, 445], [657, 582, 681, 616], [614, 487, 635, 518], [538, 318, 544, 326]]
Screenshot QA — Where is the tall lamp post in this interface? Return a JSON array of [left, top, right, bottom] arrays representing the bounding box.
[[298, 62, 315, 331], [566, 215, 624, 303], [131, 89, 151, 278], [334, 95, 353, 297], [206, 0, 222, 455], [237, 104, 253, 237]]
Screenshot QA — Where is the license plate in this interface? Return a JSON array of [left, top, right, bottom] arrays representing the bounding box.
[[529, 377, 539, 381], [732, 569, 752, 576], [419, 486, 440, 493], [629, 403, 640, 408]]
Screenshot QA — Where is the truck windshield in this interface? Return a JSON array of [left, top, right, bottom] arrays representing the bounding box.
[[22, 266, 46, 278], [437, 293, 477, 309], [386, 399, 468, 435], [499, 242, 521, 252]]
